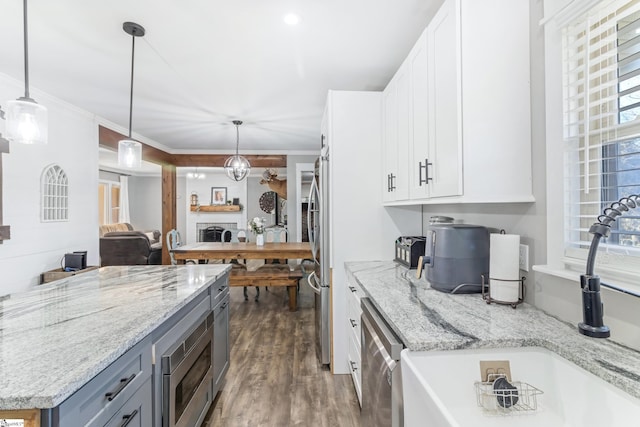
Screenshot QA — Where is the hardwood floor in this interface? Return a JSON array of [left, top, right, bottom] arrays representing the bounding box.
[[202, 282, 361, 427]]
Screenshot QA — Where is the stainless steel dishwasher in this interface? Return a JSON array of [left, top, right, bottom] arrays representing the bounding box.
[[361, 297, 404, 427]]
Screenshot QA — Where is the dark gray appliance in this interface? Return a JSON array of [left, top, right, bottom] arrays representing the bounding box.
[[361, 298, 404, 427], [424, 224, 490, 293], [162, 312, 214, 427]]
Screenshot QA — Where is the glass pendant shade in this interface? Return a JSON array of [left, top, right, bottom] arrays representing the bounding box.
[[118, 139, 142, 169], [224, 155, 251, 181], [117, 22, 145, 169], [6, 98, 48, 145]]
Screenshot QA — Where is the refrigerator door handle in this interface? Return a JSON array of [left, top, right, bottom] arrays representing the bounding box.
[[308, 178, 320, 262], [307, 271, 321, 294]]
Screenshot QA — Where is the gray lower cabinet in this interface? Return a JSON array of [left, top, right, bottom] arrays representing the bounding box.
[[213, 293, 230, 395], [42, 273, 230, 427], [103, 377, 152, 427], [43, 336, 152, 427]]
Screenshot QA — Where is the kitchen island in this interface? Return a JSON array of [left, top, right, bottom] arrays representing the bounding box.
[[0, 264, 231, 427], [345, 261, 640, 400]]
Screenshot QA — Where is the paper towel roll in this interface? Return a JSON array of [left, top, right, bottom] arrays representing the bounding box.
[[489, 233, 520, 303]]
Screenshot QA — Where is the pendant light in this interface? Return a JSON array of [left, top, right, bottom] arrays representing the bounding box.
[[224, 120, 251, 181], [117, 22, 145, 169], [6, 0, 48, 145]]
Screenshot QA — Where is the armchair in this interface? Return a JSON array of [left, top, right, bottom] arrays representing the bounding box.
[[100, 231, 162, 266]]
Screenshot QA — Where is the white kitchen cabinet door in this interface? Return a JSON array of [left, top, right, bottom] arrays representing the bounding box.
[[408, 28, 430, 200], [382, 79, 398, 202], [382, 62, 410, 202], [427, 0, 463, 199]]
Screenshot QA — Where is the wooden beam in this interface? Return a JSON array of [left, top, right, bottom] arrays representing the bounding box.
[[161, 165, 177, 265], [98, 125, 174, 165], [171, 154, 287, 168]]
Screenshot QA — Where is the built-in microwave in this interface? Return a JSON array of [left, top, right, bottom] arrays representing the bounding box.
[[162, 312, 214, 427]]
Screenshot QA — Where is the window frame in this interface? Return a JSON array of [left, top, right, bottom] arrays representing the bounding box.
[[540, 0, 640, 293]]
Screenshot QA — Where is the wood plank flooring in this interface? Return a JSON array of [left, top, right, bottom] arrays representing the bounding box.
[[202, 282, 361, 427]]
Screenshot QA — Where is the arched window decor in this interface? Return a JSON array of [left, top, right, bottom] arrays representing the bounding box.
[[41, 164, 69, 222]]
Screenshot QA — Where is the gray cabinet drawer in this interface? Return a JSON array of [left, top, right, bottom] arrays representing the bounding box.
[[211, 275, 229, 309], [103, 377, 152, 427], [56, 336, 152, 427]]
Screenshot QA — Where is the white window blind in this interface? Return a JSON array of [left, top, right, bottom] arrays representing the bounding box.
[[563, 0, 640, 271]]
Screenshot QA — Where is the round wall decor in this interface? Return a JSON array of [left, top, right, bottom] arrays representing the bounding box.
[[259, 191, 276, 213]]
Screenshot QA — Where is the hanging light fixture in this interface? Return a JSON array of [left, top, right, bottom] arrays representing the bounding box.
[[117, 22, 145, 169], [6, 0, 48, 145], [187, 167, 206, 180], [224, 120, 251, 181]]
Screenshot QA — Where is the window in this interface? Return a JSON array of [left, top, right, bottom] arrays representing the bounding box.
[[98, 181, 120, 225], [563, 0, 640, 271], [41, 164, 68, 222]]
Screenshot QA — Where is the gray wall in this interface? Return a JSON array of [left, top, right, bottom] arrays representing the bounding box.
[[128, 175, 162, 232]]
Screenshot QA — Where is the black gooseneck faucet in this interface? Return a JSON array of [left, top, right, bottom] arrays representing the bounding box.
[[579, 194, 640, 338]]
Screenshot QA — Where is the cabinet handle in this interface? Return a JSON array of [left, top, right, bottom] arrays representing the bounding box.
[[119, 409, 139, 427], [390, 174, 396, 191], [218, 286, 226, 292], [349, 318, 357, 328], [419, 159, 432, 185], [387, 174, 391, 192], [424, 159, 433, 184], [105, 374, 136, 401], [221, 302, 228, 310], [348, 286, 357, 293], [350, 360, 358, 372]]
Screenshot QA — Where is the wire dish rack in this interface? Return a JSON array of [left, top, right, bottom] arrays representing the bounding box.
[[474, 374, 543, 415]]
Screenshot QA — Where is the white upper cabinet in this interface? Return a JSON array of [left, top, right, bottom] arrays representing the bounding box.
[[383, 0, 533, 205], [408, 29, 431, 199], [382, 61, 410, 202], [427, 0, 463, 199]]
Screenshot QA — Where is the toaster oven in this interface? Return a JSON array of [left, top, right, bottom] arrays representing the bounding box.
[[394, 236, 425, 269]]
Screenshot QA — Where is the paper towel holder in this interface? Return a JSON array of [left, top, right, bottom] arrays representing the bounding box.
[[481, 275, 526, 309]]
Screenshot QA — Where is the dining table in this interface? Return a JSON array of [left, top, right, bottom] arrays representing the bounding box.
[[171, 242, 313, 311], [171, 241, 313, 263]]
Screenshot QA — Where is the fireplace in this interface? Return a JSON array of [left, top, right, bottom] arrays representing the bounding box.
[[196, 223, 237, 242]]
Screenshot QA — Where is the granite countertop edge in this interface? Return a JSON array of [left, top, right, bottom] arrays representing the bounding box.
[[345, 261, 640, 401]]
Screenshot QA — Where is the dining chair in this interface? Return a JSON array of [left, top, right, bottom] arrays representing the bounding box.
[[166, 229, 182, 265]]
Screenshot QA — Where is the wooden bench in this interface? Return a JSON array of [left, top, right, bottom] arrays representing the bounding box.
[[229, 266, 304, 311]]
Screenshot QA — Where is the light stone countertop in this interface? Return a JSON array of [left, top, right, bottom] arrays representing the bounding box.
[[0, 264, 231, 410], [345, 261, 640, 400]]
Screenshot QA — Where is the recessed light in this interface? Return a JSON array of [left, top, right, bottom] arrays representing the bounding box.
[[283, 13, 300, 26]]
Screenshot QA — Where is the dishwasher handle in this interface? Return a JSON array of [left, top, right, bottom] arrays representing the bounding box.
[[361, 297, 404, 361]]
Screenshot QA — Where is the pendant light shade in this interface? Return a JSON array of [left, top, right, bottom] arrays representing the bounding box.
[[6, 0, 48, 145], [117, 22, 145, 169], [224, 120, 251, 181]]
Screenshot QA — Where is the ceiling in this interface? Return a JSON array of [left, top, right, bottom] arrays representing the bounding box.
[[0, 0, 442, 153]]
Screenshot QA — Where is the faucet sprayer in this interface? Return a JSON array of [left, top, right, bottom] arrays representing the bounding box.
[[579, 194, 640, 338]]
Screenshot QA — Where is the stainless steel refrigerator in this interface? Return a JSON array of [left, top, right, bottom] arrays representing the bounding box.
[[307, 144, 331, 365]]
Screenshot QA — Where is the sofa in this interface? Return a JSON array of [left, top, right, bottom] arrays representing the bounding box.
[[99, 223, 160, 244], [99, 223, 162, 266]]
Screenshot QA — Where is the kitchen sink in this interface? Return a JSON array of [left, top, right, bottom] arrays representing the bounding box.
[[401, 346, 640, 427]]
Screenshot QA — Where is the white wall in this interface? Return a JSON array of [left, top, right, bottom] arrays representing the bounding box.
[[184, 169, 247, 244], [128, 175, 162, 232], [0, 73, 99, 295]]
